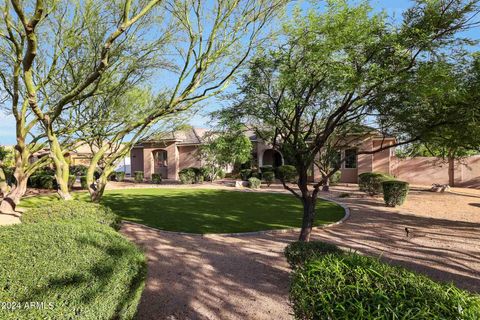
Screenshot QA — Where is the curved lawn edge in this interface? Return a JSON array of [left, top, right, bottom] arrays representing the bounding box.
[[121, 196, 350, 237]]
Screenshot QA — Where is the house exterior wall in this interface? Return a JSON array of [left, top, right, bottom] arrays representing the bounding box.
[[178, 146, 202, 170], [131, 148, 144, 173]]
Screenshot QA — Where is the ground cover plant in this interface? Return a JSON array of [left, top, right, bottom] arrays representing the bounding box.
[[0, 208, 146, 319], [288, 251, 480, 319], [20, 188, 345, 234]]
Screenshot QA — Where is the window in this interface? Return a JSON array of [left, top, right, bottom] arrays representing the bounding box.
[[344, 149, 357, 169]]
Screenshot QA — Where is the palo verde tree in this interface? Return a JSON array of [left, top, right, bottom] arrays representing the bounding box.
[[2, 0, 163, 201], [62, 0, 286, 202], [216, 0, 480, 241]]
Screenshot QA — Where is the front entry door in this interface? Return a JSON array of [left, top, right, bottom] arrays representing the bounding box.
[[153, 150, 168, 179]]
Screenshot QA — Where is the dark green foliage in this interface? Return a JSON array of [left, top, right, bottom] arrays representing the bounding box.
[[151, 173, 162, 184], [134, 171, 144, 183], [21, 200, 121, 230], [0, 221, 146, 320], [80, 176, 88, 189], [179, 168, 196, 184], [260, 165, 274, 174], [278, 165, 298, 183], [70, 165, 88, 176], [289, 253, 480, 320], [116, 171, 126, 182], [216, 168, 226, 179], [358, 172, 393, 195], [240, 169, 252, 181], [3, 167, 15, 186], [382, 180, 410, 207], [263, 171, 275, 186], [330, 171, 341, 185], [248, 177, 261, 189], [68, 175, 76, 190], [28, 171, 56, 189], [284, 241, 342, 269]]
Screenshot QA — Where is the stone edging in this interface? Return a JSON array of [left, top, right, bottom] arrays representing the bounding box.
[[121, 196, 351, 237]]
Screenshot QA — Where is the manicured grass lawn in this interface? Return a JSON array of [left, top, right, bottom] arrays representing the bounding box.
[[20, 188, 345, 233]]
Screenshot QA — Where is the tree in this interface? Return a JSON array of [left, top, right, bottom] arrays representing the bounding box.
[[387, 55, 480, 185], [198, 129, 252, 181], [216, 0, 480, 241], [58, 0, 286, 202]]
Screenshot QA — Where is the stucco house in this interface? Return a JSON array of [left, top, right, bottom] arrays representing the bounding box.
[[130, 127, 397, 183]]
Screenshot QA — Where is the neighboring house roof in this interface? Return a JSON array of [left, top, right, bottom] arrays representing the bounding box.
[[140, 127, 209, 146]]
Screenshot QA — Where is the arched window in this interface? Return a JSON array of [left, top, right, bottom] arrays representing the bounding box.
[[153, 150, 168, 167]]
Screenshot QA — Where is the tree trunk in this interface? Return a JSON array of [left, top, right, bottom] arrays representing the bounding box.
[[448, 156, 455, 187], [299, 197, 316, 242], [321, 175, 330, 192], [90, 174, 108, 203], [47, 125, 72, 200], [0, 175, 28, 213]]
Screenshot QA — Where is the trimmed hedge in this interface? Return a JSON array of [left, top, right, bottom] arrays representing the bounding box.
[[358, 172, 393, 195], [284, 241, 342, 269], [116, 171, 126, 182], [179, 168, 195, 184], [263, 171, 275, 186], [240, 169, 252, 181], [21, 200, 121, 230], [134, 171, 144, 183], [0, 221, 146, 320], [382, 180, 409, 207], [151, 173, 162, 184], [289, 253, 480, 319], [28, 172, 56, 189], [278, 165, 298, 183], [248, 177, 261, 189], [80, 176, 88, 189], [330, 171, 341, 185]]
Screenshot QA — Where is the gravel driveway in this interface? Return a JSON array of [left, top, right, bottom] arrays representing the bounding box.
[[121, 185, 480, 320]]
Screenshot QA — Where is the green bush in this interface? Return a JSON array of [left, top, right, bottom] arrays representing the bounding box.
[[382, 180, 409, 207], [330, 171, 341, 185], [151, 173, 162, 184], [179, 168, 195, 184], [28, 172, 56, 189], [278, 165, 298, 183], [260, 165, 274, 174], [240, 169, 252, 181], [116, 171, 126, 182], [263, 171, 275, 186], [80, 176, 88, 189], [21, 200, 121, 230], [248, 177, 261, 189], [289, 253, 480, 320], [0, 221, 146, 320], [217, 168, 226, 179], [134, 171, 144, 183], [358, 172, 393, 195], [284, 241, 342, 269], [70, 165, 88, 176], [68, 175, 76, 190], [3, 167, 15, 186]]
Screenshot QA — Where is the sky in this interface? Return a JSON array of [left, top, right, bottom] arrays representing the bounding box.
[[0, 0, 479, 145]]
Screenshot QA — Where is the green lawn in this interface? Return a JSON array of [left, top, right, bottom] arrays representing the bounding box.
[[20, 188, 345, 234]]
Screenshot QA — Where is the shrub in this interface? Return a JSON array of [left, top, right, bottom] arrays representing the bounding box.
[[338, 192, 350, 198], [382, 180, 409, 207], [278, 165, 298, 183], [68, 175, 76, 190], [116, 171, 126, 182], [70, 164, 88, 176], [239, 169, 252, 181], [284, 241, 342, 269], [3, 167, 15, 186], [179, 168, 195, 184], [21, 200, 121, 230], [80, 176, 88, 189], [330, 171, 341, 185], [262, 171, 275, 186], [358, 172, 393, 195], [248, 177, 261, 189], [217, 168, 226, 179], [134, 171, 144, 183], [28, 172, 55, 189], [289, 253, 480, 320], [151, 173, 162, 184], [260, 165, 274, 174], [0, 221, 146, 320]]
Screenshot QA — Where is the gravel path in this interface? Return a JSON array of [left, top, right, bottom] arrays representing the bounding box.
[[121, 185, 480, 320]]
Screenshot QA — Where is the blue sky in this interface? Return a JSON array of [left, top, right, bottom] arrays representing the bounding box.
[[0, 0, 478, 145]]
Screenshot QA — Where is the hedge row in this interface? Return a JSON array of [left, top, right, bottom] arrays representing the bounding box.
[[358, 172, 409, 206], [285, 241, 480, 319]]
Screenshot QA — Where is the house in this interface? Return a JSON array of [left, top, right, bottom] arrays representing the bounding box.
[[130, 127, 397, 183]]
